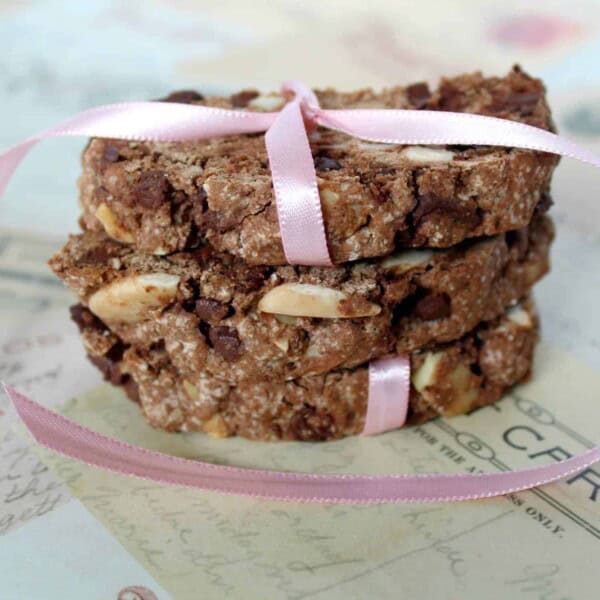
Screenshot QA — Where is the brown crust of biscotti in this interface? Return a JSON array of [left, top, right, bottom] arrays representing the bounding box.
[[78, 66, 559, 265], [50, 214, 553, 384], [77, 298, 539, 441]]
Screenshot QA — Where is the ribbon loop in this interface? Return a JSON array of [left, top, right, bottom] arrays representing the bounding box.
[[281, 80, 321, 126]]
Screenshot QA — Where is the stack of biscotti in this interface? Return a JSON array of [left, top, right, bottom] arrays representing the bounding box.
[[49, 66, 559, 441]]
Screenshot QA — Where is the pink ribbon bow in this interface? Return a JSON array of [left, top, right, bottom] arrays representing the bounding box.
[[1, 81, 600, 503]]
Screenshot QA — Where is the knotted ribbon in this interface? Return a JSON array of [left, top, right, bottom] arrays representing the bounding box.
[[1, 81, 600, 503]]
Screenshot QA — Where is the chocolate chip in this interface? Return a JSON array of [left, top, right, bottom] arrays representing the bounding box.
[[506, 228, 529, 258], [195, 298, 230, 323], [161, 90, 204, 104], [506, 91, 540, 116], [102, 144, 121, 163], [87, 353, 126, 386], [230, 89, 260, 107], [469, 362, 482, 376], [414, 292, 451, 321], [149, 340, 166, 355], [412, 193, 481, 229], [234, 265, 271, 293], [80, 245, 116, 266], [106, 340, 127, 362], [198, 320, 211, 341], [69, 303, 105, 332], [87, 343, 138, 402], [412, 193, 446, 223], [314, 156, 342, 171], [406, 82, 431, 109], [289, 405, 334, 441], [208, 326, 242, 360], [133, 170, 170, 208], [489, 90, 541, 116], [201, 209, 240, 233], [186, 224, 203, 249], [534, 191, 553, 215], [188, 246, 214, 264], [437, 82, 464, 112]]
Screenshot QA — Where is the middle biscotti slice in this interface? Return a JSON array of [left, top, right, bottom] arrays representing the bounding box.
[[50, 211, 553, 384]]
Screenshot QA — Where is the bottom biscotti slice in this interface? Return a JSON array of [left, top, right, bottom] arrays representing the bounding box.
[[75, 297, 539, 441]]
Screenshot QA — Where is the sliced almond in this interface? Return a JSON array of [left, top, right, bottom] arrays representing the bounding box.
[[381, 249, 434, 273], [401, 146, 455, 163], [94, 203, 135, 244], [88, 273, 180, 324], [166, 407, 183, 427], [305, 344, 321, 358], [258, 283, 381, 319], [204, 414, 229, 438], [272, 337, 290, 352], [320, 187, 339, 209], [412, 353, 479, 416], [274, 314, 298, 326], [445, 364, 479, 415], [356, 141, 395, 151], [412, 352, 442, 392], [506, 304, 533, 329]]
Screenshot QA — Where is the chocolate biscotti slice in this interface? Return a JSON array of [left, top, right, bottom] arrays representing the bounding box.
[[76, 297, 539, 441], [51, 213, 553, 384], [79, 66, 558, 264]]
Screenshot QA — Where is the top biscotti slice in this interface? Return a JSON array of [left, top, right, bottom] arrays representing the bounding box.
[[79, 66, 559, 265]]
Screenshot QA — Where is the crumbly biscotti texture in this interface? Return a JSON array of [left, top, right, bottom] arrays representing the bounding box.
[[76, 298, 539, 441], [79, 66, 559, 264], [50, 214, 553, 383]]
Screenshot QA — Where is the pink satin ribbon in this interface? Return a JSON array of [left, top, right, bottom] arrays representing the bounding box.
[[363, 356, 411, 435], [6, 385, 600, 504], [1, 81, 600, 502]]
